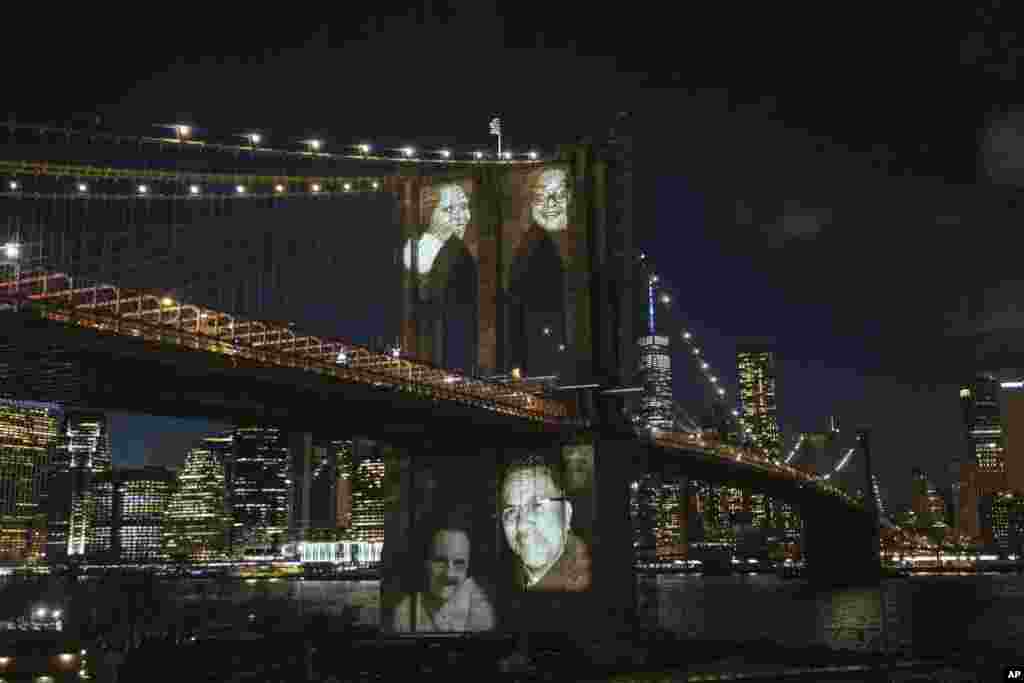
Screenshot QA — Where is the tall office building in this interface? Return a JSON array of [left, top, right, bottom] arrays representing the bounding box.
[[911, 467, 947, 525], [0, 401, 59, 561], [164, 438, 231, 562], [47, 412, 111, 563], [985, 492, 1024, 555], [84, 466, 175, 563], [347, 439, 385, 545], [225, 426, 290, 556], [960, 375, 1006, 490], [654, 479, 687, 558], [117, 467, 175, 562], [634, 336, 673, 431], [736, 345, 781, 459], [630, 473, 660, 560], [306, 440, 344, 541]]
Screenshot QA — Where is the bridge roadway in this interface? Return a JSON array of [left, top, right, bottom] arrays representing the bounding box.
[[0, 271, 864, 505]]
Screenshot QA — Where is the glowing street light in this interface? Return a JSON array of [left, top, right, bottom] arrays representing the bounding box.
[[659, 293, 671, 305], [502, 151, 512, 160], [137, 184, 148, 195], [700, 361, 709, 370], [358, 143, 371, 155], [542, 326, 552, 336], [710, 376, 717, 383], [401, 147, 415, 158], [558, 343, 566, 352], [174, 124, 191, 139], [343, 182, 351, 191], [371, 181, 379, 190], [306, 139, 322, 152], [3, 242, 19, 259], [311, 183, 321, 193], [717, 387, 726, 396], [160, 297, 175, 307], [275, 184, 285, 193], [246, 132, 261, 146], [235, 185, 246, 194], [682, 331, 691, 340], [189, 184, 200, 195], [439, 149, 451, 159], [474, 151, 484, 160], [7, 180, 18, 191], [528, 150, 538, 160], [77, 183, 88, 193], [693, 347, 700, 355]]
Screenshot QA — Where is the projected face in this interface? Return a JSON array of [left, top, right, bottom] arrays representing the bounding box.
[[562, 445, 594, 493], [502, 466, 572, 579], [429, 184, 470, 241], [531, 168, 570, 232], [425, 529, 471, 604]]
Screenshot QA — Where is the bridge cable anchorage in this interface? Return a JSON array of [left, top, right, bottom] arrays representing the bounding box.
[[2, 121, 548, 166], [0, 263, 572, 424]]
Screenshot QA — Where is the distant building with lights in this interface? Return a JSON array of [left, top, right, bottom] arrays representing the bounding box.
[[736, 345, 781, 459], [47, 411, 111, 563], [225, 426, 290, 556], [911, 467, 947, 525], [0, 401, 58, 562], [84, 466, 176, 563], [960, 375, 1006, 490], [634, 335, 673, 431], [958, 375, 1008, 540], [347, 439, 385, 545], [164, 437, 231, 562], [981, 491, 1024, 555]]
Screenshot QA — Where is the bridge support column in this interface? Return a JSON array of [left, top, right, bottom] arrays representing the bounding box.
[[802, 504, 879, 586]]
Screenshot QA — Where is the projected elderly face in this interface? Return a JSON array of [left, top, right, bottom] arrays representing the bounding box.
[[429, 184, 471, 241], [502, 466, 572, 575], [425, 529, 471, 604], [531, 168, 570, 231]]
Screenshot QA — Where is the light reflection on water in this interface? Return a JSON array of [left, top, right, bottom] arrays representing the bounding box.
[[1, 574, 1021, 656]]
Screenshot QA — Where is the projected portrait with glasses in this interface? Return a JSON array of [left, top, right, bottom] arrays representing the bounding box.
[[501, 455, 591, 592]]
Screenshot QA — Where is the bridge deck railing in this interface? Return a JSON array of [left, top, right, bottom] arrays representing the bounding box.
[[0, 272, 574, 425]]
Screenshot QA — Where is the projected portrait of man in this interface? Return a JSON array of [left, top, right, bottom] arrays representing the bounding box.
[[392, 525, 496, 632], [501, 461, 591, 591], [531, 168, 570, 232], [402, 183, 471, 275]]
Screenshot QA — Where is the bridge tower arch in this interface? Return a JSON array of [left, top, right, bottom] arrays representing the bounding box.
[[397, 118, 636, 389]]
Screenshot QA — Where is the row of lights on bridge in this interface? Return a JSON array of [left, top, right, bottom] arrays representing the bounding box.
[[169, 125, 540, 162], [7, 179, 381, 196]]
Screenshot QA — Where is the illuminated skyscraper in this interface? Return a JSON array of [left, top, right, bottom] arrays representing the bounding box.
[[347, 439, 385, 545], [164, 436, 231, 562], [0, 401, 58, 561], [630, 473, 660, 560], [85, 467, 175, 563], [911, 467, 947, 525], [47, 412, 111, 563], [736, 345, 781, 459], [960, 375, 1005, 490], [653, 479, 687, 558], [117, 467, 175, 562], [225, 426, 290, 556], [634, 336, 673, 431]]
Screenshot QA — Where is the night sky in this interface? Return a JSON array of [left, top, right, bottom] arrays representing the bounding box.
[[9, 3, 1024, 509]]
